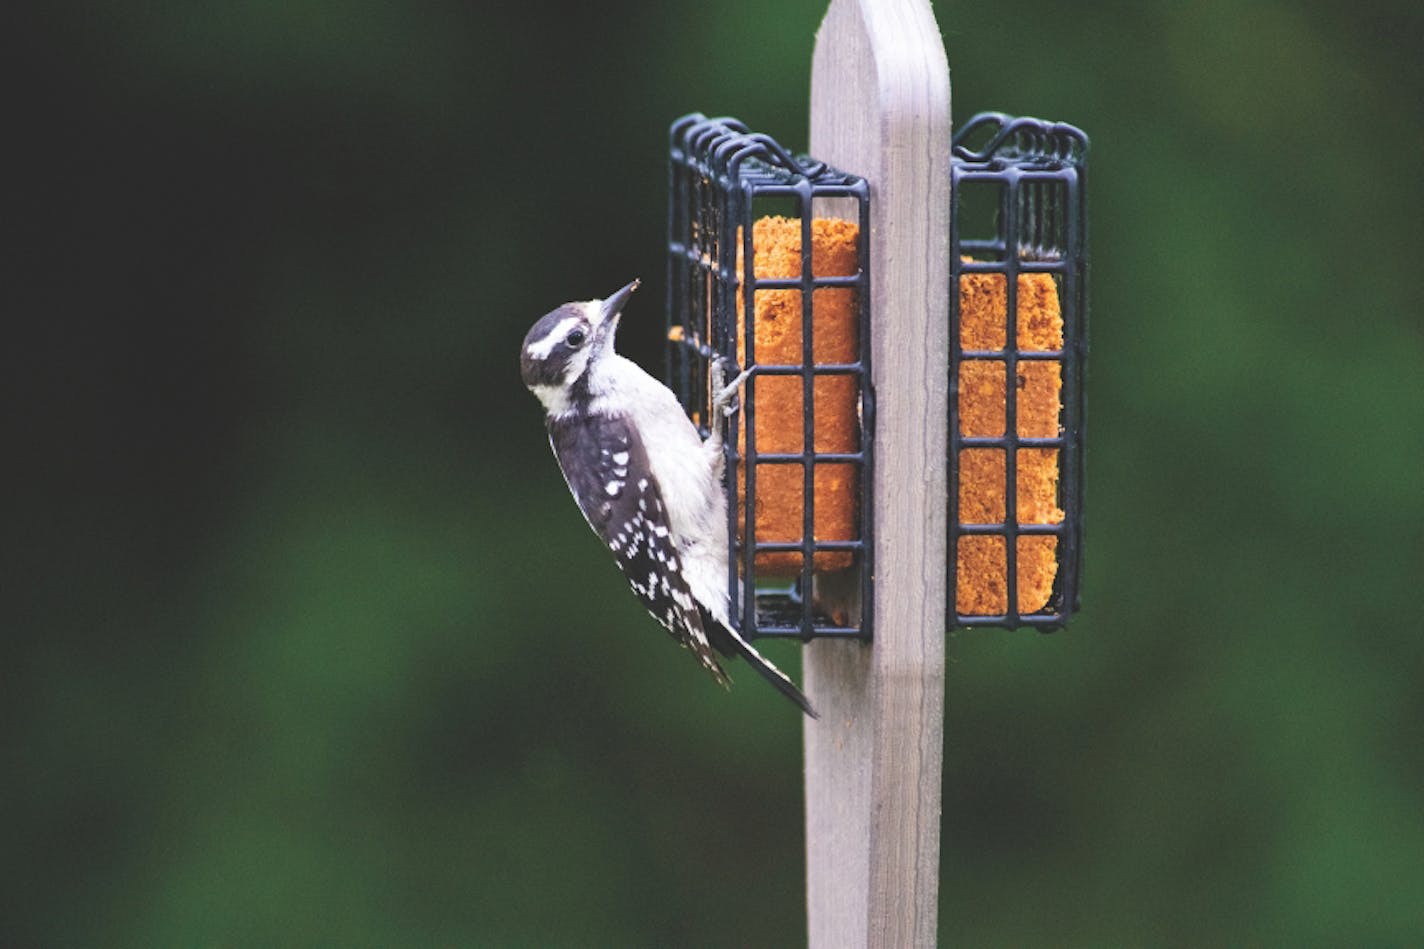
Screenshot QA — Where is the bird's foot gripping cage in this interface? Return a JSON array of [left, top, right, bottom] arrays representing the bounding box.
[[950, 113, 1087, 631], [667, 111, 1087, 641], [666, 114, 874, 641]]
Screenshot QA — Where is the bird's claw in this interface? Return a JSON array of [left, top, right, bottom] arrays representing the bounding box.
[[710, 356, 752, 418]]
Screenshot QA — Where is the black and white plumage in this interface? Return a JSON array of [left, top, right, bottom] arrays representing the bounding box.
[[520, 279, 816, 717]]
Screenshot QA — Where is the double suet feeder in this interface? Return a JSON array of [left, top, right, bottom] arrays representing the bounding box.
[[653, 1, 1089, 941], [665, 111, 1087, 641]]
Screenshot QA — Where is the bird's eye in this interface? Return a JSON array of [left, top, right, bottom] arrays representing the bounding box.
[[566, 329, 587, 348]]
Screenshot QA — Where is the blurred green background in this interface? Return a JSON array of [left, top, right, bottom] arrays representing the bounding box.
[[5, 0, 1422, 944]]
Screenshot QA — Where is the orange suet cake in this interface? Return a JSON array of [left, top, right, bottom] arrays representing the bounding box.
[[735, 216, 860, 575], [957, 267, 1065, 615]]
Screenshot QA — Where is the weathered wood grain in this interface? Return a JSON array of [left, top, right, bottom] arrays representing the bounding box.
[[804, 0, 951, 945]]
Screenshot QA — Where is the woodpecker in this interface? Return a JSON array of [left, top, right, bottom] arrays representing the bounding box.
[[520, 280, 816, 717]]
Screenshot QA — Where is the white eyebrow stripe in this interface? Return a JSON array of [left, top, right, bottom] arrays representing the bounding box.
[[525, 316, 581, 360]]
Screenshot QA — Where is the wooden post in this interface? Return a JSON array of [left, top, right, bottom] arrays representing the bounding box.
[[804, 0, 951, 946]]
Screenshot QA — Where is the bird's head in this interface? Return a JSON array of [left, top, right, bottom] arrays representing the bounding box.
[[521, 279, 639, 414]]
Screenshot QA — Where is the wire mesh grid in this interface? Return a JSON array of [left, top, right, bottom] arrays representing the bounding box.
[[666, 113, 874, 641], [949, 112, 1088, 630]]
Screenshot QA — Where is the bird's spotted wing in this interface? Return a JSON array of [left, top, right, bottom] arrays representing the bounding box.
[[547, 413, 729, 686]]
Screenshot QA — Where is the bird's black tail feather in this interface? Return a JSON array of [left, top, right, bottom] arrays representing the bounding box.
[[725, 631, 818, 719]]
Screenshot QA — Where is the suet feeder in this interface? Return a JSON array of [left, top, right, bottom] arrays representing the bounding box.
[[950, 112, 1088, 631], [665, 111, 1087, 640], [666, 113, 874, 642]]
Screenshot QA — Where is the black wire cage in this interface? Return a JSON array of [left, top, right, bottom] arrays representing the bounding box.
[[665, 113, 874, 641], [949, 113, 1088, 631], [666, 110, 1087, 641]]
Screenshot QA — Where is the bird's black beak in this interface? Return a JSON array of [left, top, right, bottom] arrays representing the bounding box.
[[601, 279, 640, 322]]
